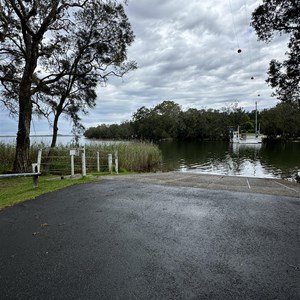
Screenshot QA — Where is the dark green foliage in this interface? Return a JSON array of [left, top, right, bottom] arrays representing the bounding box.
[[85, 100, 292, 141], [251, 0, 300, 103], [84, 122, 134, 140], [251, 0, 299, 42], [260, 102, 300, 139], [85, 100, 300, 141]]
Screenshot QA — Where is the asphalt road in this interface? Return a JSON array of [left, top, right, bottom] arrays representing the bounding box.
[[0, 177, 299, 299]]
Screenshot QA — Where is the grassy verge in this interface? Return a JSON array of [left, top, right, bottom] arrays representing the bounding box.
[[0, 175, 98, 210], [0, 140, 162, 210]]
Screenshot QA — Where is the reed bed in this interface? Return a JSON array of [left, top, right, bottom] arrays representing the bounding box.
[[86, 142, 162, 173], [0, 141, 162, 174]]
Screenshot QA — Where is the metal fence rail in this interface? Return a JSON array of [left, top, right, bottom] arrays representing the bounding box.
[[0, 148, 119, 184], [0, 150, 42, 188], [0, 172, 41, 188], [39, 148, 118, 176]]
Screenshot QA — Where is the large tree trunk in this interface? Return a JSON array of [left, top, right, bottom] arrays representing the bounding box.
[[13, 42, 38, 172], [13, 93, 32, 172], [44, 110, 62, 174], [10, 2, 61, 172], [50, 113, 60, 149]]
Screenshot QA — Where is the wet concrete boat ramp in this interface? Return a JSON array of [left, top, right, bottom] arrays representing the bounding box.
[[103, 172, 300, 198], [1, 171, 299, 299]]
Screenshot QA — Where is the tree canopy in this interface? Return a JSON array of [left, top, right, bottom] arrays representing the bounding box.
[[84, 100, 300, 141], [251, 0, 300, 104], [0, 0, 135, 172]]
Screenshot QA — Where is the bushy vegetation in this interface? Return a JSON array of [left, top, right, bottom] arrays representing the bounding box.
[[260, 102, 300, 139], [0, 142, 162, 174], [84, 101, 300, 141], [0, 142, 43, 174]]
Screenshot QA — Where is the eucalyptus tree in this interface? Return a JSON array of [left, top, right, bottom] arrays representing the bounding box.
[[251, 0, 300, 104], [0, 0, 135, 172], [34, 2, 136, 149]]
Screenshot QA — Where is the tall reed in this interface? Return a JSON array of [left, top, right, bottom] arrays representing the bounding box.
[[85, 142, 162, 172], [0, 141, 162, 174]]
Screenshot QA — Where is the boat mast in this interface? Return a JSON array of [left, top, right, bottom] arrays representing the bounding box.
[[255, 101, 258, 134]]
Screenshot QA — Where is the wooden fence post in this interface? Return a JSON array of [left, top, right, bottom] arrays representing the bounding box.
[[82, 147, 86, 177], [71, 154, 75, 176], [115, 151, 118, 174], [97, 151, 100, 172], [108, 154, 112, 174], [37, 149, 42, 173]]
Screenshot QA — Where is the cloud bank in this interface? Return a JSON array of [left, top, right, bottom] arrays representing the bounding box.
[[0, 0, 289, 135]]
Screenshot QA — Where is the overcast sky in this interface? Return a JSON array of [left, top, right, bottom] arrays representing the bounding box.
[[0, 0, 289, 136]]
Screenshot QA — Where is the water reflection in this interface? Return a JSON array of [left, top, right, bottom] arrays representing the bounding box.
[[1, 135, 299, 179], [158, 140, 300, 180], [228, 143, 272, 178]]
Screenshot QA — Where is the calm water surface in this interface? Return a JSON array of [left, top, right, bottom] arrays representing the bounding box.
[[158, 140, 300, 180], [1, 136, 299, 180]]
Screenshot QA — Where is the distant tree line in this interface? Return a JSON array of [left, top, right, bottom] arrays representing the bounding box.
[[84, 100, 300, 141]]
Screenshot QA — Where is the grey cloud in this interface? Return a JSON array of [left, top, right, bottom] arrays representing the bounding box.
[[127, 0, 181, 20], [0, 0, 291, 135]]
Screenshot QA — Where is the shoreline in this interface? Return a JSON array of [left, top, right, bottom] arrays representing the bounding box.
[[101, 172, 300, 198]]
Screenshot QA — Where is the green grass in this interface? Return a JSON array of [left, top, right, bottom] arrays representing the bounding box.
[[0, 175, 98, 210], [0, 141, 162, 209], [0, 169, 137, 210]]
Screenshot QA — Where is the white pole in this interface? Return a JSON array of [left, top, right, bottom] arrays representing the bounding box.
[[255, 101, 258, 134], [37, 149, 42, 173], [108, 153, 112, 174], [82, 147, 86, 177], [115, 151, 118, 174], [71, 155, 75, 176], [97, 151, 100, 172]]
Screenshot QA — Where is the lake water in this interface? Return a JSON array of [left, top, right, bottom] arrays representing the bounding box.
[[157, 140, 300, 180], [0, 135, 83, 146], [1, 136, 299, 180]]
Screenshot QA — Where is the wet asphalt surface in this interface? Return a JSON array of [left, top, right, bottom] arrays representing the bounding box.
[[0, 175, 299, 299]]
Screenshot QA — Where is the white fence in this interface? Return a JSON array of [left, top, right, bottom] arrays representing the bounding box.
[[0, 147, 119, 187], [38, 147, 118, 177]]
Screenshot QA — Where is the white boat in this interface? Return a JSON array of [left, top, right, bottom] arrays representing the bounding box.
[[230, 128, 262, 144], [230, 102, 262, 144]]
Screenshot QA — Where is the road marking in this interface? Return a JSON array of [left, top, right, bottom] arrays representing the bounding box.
[[275, 181, 298, 193], [246, 178, 251, 189]]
